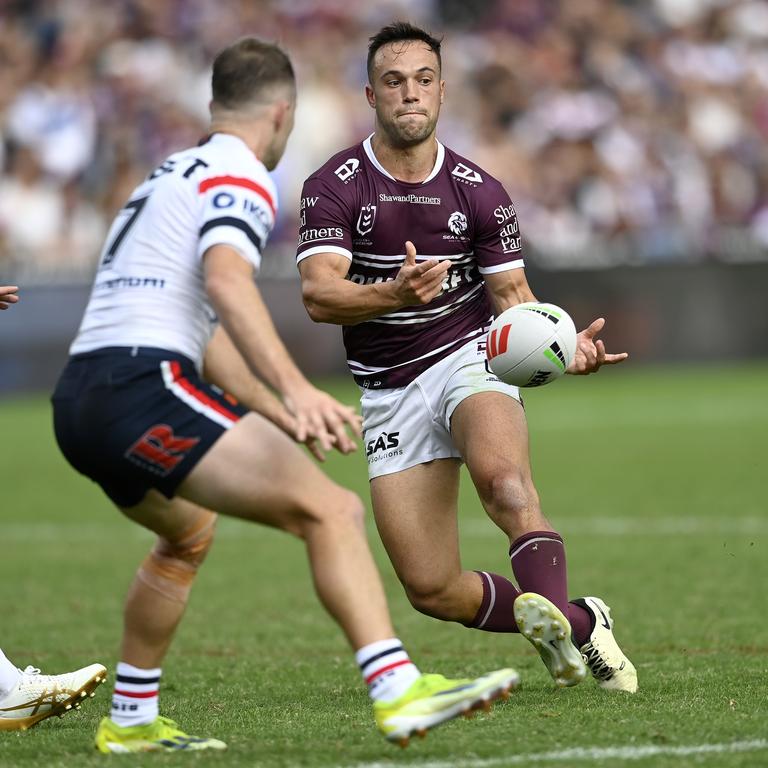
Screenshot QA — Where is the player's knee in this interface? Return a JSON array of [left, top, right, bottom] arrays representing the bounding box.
[[137, 514, 216, 603], [404, 580, 457, 620], [295, 488, 365, 537], [320, 488, 366, 533], [344, 490, 367, 530], [479, 472, 540, 524]]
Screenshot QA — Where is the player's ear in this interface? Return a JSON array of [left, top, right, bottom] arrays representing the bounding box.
[[439, 79, 445, 105], [272, 100, 288, 132], [365, 84, 376, 109]]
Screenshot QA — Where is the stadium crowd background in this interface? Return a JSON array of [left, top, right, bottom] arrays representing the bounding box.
[[0, 0, 767, 283]]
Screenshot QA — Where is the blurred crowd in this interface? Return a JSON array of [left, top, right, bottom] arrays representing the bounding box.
[[1, 0, 767, 281]]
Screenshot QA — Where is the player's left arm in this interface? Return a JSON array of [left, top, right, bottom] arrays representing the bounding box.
[[484, 269, 627, 374], [203, 326, 333, 463], [203, 326, 296, 434], [483, 268, 537, 314], [204, 245, 361, 458], [478, 181, 627, 375], [566, 317, 629, 374]]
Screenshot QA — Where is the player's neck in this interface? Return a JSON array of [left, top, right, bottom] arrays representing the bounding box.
[[371, 133, 438, 184], [208, 122, 267, 162]]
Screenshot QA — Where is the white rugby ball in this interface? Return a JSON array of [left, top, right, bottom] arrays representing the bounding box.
[[486, 302, 577, 387]]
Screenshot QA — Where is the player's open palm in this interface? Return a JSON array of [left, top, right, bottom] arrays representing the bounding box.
[[567, 317, 628, 375], [393, 241, 451, 306], [283, 381, 362, 461]]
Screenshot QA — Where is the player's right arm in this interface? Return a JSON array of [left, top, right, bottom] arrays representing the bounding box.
[[299, 241, 451, 325]]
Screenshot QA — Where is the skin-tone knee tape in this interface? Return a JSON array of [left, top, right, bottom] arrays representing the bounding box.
[[136, 515, 216, 603]]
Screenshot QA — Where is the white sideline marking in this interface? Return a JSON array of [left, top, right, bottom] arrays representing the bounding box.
[[348, 738, 768, 768], [2, 515, 767, 541], [531, 405, 768, 431], [461, 515, 768, 538]]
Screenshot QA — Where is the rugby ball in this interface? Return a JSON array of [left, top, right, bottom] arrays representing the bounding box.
[[486, 302, 577, 387]]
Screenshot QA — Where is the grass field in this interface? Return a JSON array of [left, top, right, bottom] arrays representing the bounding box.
[[0, 362, 766, 767]]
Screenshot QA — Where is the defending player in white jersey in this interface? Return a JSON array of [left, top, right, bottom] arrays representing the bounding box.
[[52, 37, 519, 754], [298, 22, 637, 693]]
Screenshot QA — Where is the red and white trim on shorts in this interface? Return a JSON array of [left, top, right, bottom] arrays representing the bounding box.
[[160, 360, 240, 429]]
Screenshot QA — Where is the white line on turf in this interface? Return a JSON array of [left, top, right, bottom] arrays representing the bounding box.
[[348, 738, 768, 768], [460, 515, 768, 538], [531, 406, 768, 431], [2, 515, 767, 541]]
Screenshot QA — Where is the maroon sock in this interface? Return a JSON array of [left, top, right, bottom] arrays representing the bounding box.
[[568, 603, 594, 647], [509, 530, 569, 615], [464, 571, 521, 633]]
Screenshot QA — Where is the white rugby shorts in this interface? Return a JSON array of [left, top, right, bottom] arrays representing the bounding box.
[[360, 337, 522, 479]]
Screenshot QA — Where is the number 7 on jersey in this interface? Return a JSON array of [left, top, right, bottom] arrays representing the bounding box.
[[100, 195, 150, 268]]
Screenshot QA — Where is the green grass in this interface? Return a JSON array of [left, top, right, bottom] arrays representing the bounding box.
[[0, 362, 767, 767]]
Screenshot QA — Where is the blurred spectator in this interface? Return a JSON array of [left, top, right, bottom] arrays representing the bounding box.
[[0, 143, 105, 277], [0, 0, 766, 280]]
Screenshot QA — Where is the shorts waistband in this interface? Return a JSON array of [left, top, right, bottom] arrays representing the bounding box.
[[70, 346, 195, 366]]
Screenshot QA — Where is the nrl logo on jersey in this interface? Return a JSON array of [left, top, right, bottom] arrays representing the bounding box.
[[451, 163, 483, 186], [356, 203, 377, 235], [334, 158, 360, 183]]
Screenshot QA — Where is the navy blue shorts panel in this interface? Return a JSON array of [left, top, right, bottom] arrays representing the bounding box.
[[52, 349, 248, 507]]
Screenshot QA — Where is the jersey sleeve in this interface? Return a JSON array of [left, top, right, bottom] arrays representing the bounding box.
[[296, 175, 354, 265], [195, 174, 277, 272], [472, 182, 525, 275]]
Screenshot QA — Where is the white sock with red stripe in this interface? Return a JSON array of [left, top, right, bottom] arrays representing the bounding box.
[[110, 662, 161, 727], [355, 638, 421, 703]]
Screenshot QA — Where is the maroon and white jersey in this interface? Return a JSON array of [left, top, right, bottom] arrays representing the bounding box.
[[296, 134, 524, 388]]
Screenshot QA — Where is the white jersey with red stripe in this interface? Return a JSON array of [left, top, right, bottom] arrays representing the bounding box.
[[70, 132, 277, 368]]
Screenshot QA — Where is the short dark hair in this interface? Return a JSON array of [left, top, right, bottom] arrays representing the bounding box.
[[367, 21, 442, 82], [211, 37, 294, 109]]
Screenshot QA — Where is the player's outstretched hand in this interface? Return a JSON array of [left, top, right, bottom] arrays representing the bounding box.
[[393, 241, 451, 306], [567, 317, 628, 375], [283, 382, 362, 461], [0, 285, 19, 310]]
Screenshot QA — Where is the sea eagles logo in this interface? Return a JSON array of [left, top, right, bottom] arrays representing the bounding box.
[[356, 203, 377, 235], [334, 158, 360, 182], [451, 163, 483, 184], [448, 211, 467, 235]]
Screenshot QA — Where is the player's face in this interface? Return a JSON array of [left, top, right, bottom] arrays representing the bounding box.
[[263, 89, 296, 171], [366, 40, 444, 148]]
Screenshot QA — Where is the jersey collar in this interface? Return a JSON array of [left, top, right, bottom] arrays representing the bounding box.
[[363, 133, 445, 184], [207, 132, 261, 162]]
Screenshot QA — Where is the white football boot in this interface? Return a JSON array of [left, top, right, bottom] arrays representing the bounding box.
[[571, 596, 638, 693], [0, 663, 107, 730], [513, 592, 587, 687]]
